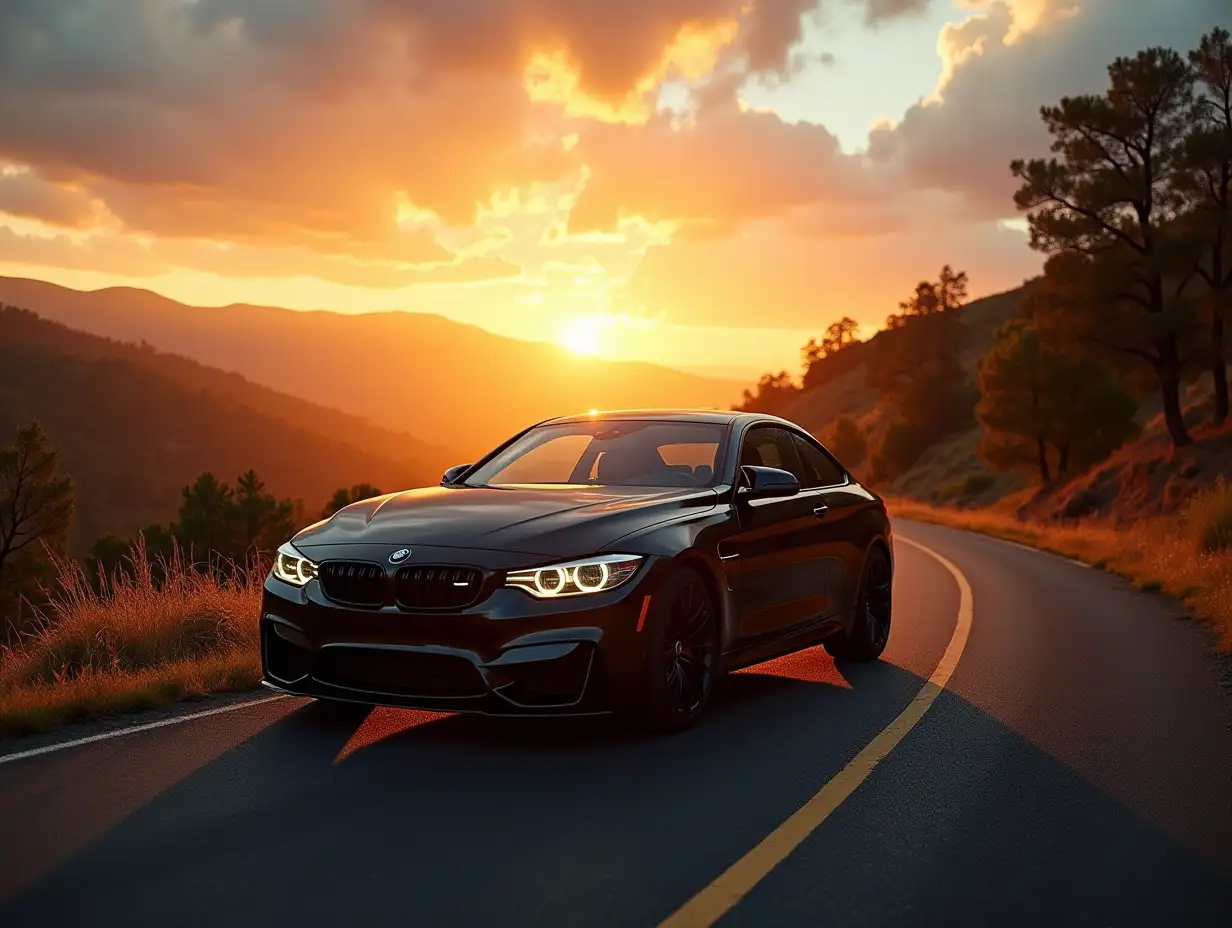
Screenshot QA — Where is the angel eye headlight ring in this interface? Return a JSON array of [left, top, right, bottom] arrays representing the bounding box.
[[505, 555, 642, 598]]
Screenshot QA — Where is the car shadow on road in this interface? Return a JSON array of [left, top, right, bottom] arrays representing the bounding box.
[[3, 653, 1231, 928], [308, 653, 891, 755]]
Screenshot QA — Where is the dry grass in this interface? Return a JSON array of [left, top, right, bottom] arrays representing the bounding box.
[[889, 481, 1232, 654], [1187, 478, 1232, 554], [0, 537, 265, 738]]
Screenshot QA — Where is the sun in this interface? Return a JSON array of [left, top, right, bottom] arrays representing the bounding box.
[[560, 317, 602, 355]]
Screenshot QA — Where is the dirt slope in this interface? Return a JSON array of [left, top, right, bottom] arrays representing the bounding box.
[[1014, 378, 1232, 524]]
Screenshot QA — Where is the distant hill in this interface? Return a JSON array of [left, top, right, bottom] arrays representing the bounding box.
[[781, 286, 1027, 500], [0, 308, 452, 550], [0, 277, 746, 458], [783, 286, 1024, 436], [776, 284, 1232, 516]]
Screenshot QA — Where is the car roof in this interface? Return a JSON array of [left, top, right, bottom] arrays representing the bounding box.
[[545, 408, 747, 426]]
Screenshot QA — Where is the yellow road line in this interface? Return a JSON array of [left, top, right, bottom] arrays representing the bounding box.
[[656, 535, 974, 928]]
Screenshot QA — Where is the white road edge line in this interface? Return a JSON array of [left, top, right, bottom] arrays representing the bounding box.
[[991, 535, 1092, 568], [0, 694, 291, 766]]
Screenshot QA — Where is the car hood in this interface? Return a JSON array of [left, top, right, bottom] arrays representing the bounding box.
[[291, 484, 718, 557]]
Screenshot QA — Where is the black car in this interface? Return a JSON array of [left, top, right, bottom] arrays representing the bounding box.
[[260, 409, 894, 731]]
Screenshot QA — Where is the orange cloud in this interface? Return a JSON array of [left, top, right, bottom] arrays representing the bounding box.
[[934, 1, 1080, 98], [569, 103, 885, 234], [524, 18, 741, 124], [0, 167, 105, 228], [955, 0, 1081, 44], [0, 224, 522, 289], [617, 209, 1040, 329]]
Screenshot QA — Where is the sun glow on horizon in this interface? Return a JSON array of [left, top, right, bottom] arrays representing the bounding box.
[[560, 316, 604, 355]]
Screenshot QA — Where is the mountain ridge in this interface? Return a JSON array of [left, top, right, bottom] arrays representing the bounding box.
[[0, 276, 746, 456]]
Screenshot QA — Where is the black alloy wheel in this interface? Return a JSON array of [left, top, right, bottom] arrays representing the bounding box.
[[825, 546, 893, 662], [639, 566, 718, 732]]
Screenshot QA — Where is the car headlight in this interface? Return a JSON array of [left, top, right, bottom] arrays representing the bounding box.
[[271, 541, 319, 586], [505, 554, 643, 598]]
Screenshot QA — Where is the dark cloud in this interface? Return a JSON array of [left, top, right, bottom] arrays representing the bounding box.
[[869, 0, 1227, 216], [0, 169, 99, 226], [739, 0, 822, 74], [862, 0, 933, 27]]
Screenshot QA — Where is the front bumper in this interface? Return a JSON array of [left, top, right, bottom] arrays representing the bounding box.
[[259, 554, 668, 717]]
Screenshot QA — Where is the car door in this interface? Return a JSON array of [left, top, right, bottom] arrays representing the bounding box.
[[789, 430, 859, 616], [725, 425, 832, 643]]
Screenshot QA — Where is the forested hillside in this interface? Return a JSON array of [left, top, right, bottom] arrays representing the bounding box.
[[0, 307, 445, 548]]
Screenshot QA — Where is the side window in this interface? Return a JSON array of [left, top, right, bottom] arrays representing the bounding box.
[[739, 427, 806, 484], [792, 433, 847, 488]]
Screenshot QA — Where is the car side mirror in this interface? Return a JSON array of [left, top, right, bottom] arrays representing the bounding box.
[[441, 464, 472, 485], [738, 465, 800, 499]]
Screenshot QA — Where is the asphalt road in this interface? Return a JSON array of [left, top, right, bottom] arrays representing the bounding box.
[[2, 519, 1231, 927]]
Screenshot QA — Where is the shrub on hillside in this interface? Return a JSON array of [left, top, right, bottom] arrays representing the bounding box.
[[734, 371, 800, 415], [826, 416, 867, 468], [963, 474, 997, 496], [976, 318, 1140, 485], [870, 422, 934, 483], [1185, 480, 1232, 554]]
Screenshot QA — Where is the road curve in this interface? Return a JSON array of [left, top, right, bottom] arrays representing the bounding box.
[[1, 519, 1231, 927]]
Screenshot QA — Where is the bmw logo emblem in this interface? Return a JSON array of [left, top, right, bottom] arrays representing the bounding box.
[[389, 548, 411, 564]]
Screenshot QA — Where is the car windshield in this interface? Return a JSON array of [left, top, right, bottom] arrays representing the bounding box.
[[463, 419, 727, 489]]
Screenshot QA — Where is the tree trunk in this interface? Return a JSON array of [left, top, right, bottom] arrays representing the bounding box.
[[1036, 432, 1051, 485], [1158, 339, 1192, 447], [1059, 440, 1070, 479], [1212, 307, 1229, 425]]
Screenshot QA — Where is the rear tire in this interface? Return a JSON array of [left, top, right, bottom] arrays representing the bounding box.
[[634, 566, 719, 733], [824, 546, 892, 662]]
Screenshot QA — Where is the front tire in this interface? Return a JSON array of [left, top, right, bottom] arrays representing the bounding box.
[[634, 566, 719, 733], [824, 546, 892, 662]]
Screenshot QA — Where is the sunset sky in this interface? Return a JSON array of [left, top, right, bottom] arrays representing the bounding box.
[[0, 0, 1221, 381]]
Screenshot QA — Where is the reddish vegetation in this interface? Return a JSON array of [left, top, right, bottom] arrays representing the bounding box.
[[1014, 381, 1232, 524]]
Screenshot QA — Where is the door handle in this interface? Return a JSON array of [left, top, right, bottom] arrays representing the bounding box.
[[813, 503, 829, 519]]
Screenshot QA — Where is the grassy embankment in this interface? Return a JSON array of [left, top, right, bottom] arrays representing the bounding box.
[[0, 541, 263, 737], [3, 484, 1230, 739], [889, 481, 1232, 654]]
